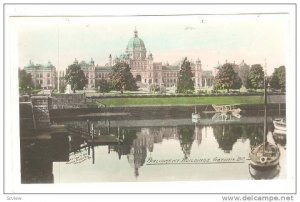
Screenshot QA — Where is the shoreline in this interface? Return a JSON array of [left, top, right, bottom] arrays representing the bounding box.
[[50, 103, 286, 120], [89, 95, 285, 107]]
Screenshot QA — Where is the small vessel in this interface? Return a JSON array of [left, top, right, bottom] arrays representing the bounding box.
[[249, 62, 280, 169], [192, 105, 201, 121], [212, 113, 233, 122], [273, 128, 286, 135], [249, 142, 280, 169], [231, 111, 241, 119], [248, 164, 280, 180], [273, 132, 286, 148], [212, 104, 241, 117], [273, 118, 286, 131]]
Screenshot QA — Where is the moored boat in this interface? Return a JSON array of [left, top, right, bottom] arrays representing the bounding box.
[[249, 143, 280, 169], [212, 104, 241, 118], [192, 105, 201, 121], [273, 118, 286, 131], [249, 60, 280, 169], [192, 113, 201, 119], [248, 164, 280, 180]]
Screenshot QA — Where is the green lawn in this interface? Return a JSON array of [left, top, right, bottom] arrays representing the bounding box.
[[97, 96, 264, 107]]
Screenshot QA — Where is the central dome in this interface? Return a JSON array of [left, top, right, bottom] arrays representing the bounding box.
[[127, 29, 145, 49], [126, 28, 147, 60]]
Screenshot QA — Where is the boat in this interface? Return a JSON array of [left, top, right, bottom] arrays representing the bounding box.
[[273, 132, 286, 148], [249, 63, 280, 169], [192, 105, 201, 121], [273, 118, 286, 131], [248, 164, 280, 180], [273, 128, 286, 135], [249, 143, 280, 169], [212, 104, 242, 117], [212, 113, 234, 122], [231, 111, 242, 119]]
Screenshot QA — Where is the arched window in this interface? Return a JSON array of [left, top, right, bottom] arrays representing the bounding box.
[[136, 75, 141, 82]]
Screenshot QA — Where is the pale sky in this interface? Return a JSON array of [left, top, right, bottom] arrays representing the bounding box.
[[15, 14, 289, 74]]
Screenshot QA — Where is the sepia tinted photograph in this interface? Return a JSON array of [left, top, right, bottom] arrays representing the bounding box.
[[3, 3, 297, 196]]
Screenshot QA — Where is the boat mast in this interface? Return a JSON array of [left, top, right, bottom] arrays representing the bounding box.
[[263, 58, 267, 153]]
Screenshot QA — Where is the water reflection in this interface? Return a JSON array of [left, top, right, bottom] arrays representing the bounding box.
[[21, 115, 286, 183], [213, 125, 243, 153], [248, 164, 281, 180], [21, 134, 69, 183], [178, 126, 195, 159]]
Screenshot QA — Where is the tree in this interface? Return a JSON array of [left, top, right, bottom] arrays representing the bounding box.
[[177, 57, 194, 94], [109, 62, 138, 94], [214, 63, 242, 92], [64, 63, 87, 93], [96, 79, 111, 93], [270, 66, 286, 91], [19, 69, 34, 95], [247, 64, 264, 90]]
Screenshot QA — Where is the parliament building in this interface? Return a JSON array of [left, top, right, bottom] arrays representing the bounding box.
[[24, 29, 215, 90], [77, 28, 214, 90]]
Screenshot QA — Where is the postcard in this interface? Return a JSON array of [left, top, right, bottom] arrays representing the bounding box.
[[2, 3, 297, 196]]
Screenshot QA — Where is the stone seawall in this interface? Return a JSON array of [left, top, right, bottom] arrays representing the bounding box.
[[50, 94, 88, 109], [50, 103, 286, 121]]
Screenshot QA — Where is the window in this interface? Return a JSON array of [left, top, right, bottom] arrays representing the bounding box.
[[47, 79, 50, 84], [47, 73, 50, 77]]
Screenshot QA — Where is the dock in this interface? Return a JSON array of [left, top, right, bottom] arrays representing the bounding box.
[[65, 124, 120, 146]]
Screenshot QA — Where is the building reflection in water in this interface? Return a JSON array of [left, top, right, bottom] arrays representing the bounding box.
[[107, 125, 203, 177], [127, 129, 150, 177], [118, 125, 203, 177], [21, 119, 284, 182]]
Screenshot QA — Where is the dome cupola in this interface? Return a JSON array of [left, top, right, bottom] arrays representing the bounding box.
[[126, 28, 147, 60]]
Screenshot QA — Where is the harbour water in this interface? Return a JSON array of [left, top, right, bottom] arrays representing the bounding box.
[[21, 110, 286, 183]]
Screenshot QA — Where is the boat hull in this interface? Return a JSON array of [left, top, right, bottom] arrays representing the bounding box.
[[192, 113, 201, 119], [273, 119, 286, 131], [248, 164, 280, 180], [249, 143, 280, 170], [273, 129, 286, 135]]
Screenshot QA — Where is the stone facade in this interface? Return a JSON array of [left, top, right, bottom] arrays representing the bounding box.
[[24, 60, 56, 89], [24, 29, 216, 90], [76, 29, 213, 90]]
